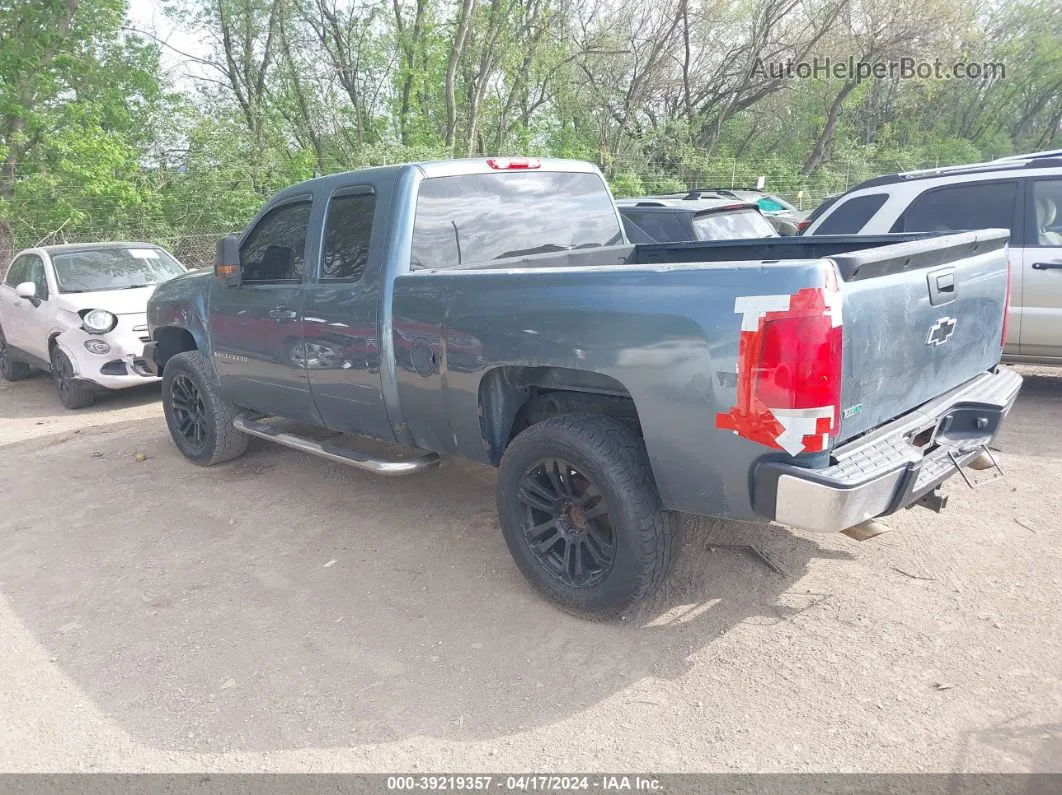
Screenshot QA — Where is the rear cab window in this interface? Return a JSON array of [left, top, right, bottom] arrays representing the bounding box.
[[813, 193, 888, 234], [692, 208, 775, 240], [410, 171, 623, 270], [618, 210, 689, 243]]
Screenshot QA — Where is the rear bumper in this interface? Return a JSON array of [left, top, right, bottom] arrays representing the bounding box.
[[753, 366, 1022, 533]]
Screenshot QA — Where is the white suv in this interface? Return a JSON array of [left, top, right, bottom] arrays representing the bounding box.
[[0, 243, 187, 408], [804, 150, 1062, 363]]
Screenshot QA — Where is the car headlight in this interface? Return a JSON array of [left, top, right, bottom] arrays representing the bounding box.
[[81, 309, 118, 334]]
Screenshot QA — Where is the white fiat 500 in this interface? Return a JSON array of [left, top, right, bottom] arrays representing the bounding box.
[[0, 243, 187, 408]]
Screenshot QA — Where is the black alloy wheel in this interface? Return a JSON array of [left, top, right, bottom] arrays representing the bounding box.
[[168, 372, 208, 452], [516, 457, 616, 588]]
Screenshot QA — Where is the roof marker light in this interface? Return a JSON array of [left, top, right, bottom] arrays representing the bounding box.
[[486, 157, 541, 170]]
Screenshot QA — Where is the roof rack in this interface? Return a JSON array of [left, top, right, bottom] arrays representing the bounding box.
[[990, 149, 1062, 162], [850, 156, 1062, 190]]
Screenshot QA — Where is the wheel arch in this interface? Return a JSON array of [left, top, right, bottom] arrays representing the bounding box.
[[151, 325, 201, 375], [477, 365, 643, 466]]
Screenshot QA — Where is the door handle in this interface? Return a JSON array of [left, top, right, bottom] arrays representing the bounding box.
[[1031, 260, 1062, 270], [269, 306, 297, 320]]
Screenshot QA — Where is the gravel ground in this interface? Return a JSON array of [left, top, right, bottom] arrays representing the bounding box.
[[0, 366, 1060, 773]]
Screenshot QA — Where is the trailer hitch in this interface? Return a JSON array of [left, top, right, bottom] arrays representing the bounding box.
[[949, 444, 1003, 489]]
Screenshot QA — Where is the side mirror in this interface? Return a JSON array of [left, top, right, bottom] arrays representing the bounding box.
[[15, 281, 38, 303], [215, 235, 242, 288]]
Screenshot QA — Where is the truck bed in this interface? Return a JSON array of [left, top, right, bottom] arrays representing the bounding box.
[[394, 230, 1011, 522]]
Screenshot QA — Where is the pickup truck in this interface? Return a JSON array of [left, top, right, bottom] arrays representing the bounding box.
[[145, 157, 1022, 617]]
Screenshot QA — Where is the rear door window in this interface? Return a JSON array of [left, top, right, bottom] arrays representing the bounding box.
[[1028, 179, 1062, 246], [892, 181, 1018, 234], [411, 171, 623, 269], [814, 193, 888, 234], [320, 191, 376, 281]]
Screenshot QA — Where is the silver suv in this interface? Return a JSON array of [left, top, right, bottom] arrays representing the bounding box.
[[804, 150, 1062, 363]]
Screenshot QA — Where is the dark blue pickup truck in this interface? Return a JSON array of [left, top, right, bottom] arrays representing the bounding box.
[[145, 157, 1021, 617]]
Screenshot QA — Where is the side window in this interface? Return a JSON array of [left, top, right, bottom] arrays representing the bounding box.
[[24, 255, 49, 300], [893, 182, 1017, 234], [1029, 180, 1062, 247], [815, 193, 889, 235], [240, 200, 312, 283], [320, 191, 375, 281], [4, 255, 29, 287]]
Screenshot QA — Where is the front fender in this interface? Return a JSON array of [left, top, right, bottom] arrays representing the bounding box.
[[146, 269, 213, 354]]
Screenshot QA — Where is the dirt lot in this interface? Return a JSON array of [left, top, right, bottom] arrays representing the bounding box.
[[0, 366, 1060, 773]]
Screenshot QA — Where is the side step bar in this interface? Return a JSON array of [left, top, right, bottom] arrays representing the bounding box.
[[233, 415, 441, 476]]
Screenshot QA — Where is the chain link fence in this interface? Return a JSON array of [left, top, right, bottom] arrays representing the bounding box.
[[1, 153, 949, 274]]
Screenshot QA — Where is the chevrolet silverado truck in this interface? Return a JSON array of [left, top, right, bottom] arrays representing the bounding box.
[[145, 157, 1022, 617]]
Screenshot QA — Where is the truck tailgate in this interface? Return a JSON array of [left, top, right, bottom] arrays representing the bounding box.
[[832, 229, 1010, 442]]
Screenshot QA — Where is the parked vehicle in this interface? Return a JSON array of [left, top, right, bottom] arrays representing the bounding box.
[[616, 197, 778, 243], [803, 150, 1062, 362], [145, 157, 1020, 617], [0, 243, 186, 408], [671, 189, 810, 235]]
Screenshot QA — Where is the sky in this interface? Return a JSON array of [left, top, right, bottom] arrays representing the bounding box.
[[126, 0, 209, 83]]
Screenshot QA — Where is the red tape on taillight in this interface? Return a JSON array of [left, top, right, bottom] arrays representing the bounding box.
[[716, 263, 843, 456]]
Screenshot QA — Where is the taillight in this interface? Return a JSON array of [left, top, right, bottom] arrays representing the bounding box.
[[1001, 258, 1012, 347], [486, 157, 541, 170], [796, 219, 811, 233], [717, 263, 843, 456]]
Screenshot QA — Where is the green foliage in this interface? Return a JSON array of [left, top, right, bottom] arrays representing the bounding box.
[[2, 0, 1061, 268]]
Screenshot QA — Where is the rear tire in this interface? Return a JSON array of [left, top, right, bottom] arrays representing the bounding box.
[[161, 350, 248, 466], [496, 414, 680, 619], [0, 328, 31, 382], [51, 346, 95, 409]]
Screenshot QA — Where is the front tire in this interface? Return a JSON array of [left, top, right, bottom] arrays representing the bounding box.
[[51, 346, 95, 409], [161, 350, 248, 466], [0, 328, 31, 381], [496, 414, 680, 619]]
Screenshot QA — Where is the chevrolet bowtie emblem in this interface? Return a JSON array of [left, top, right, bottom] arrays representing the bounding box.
[[927, 317, 957, 346]]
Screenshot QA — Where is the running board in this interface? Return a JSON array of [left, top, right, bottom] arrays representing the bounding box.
[[233, 415, 441, 476]]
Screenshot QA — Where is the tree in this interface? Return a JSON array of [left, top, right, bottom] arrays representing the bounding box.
[[0, 0, 170, 271]]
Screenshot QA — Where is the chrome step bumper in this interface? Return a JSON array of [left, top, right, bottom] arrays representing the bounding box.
[[752, 366, 1023, 533]]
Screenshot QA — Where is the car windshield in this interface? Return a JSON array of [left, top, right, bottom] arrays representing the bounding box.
[[51, 247, 186, 293], [692, 209, 777, 240]]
